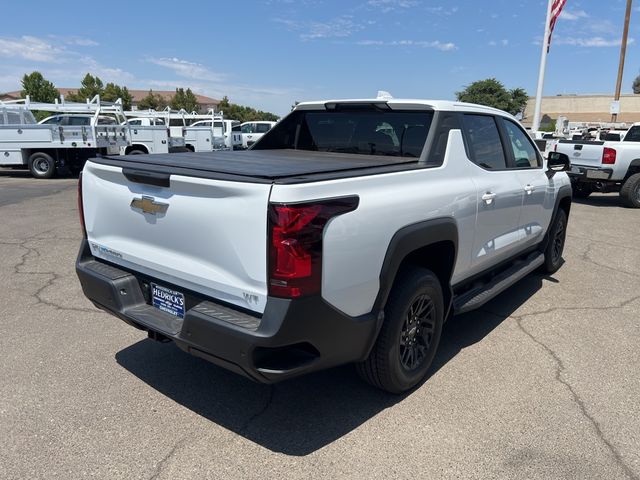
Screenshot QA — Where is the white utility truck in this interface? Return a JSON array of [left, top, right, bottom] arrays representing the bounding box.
[[127, 109, 216, 153], [122, 112, 186, 155], [76, 95, 573, 393], [189, 110, 242, 150], [0, 96, 129, 178]]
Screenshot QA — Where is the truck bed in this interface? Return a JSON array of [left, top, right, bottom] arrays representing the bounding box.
[[95, 149, 421, 184]]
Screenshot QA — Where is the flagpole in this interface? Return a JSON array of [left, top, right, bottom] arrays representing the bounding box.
[[532, 0, 554, 132], [612, 0, 633, 123]]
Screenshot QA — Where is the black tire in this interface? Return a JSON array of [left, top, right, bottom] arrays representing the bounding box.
[[356, 267, 444, 394], [572, 182, 593, 199], [28, 152, 56, 179], [127, 149, 146, 155], [541, 208, 568, 274], [620, 173, 640, 208]]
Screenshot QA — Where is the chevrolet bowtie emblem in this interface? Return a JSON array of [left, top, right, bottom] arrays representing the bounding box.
[[130, 196, 169, 215]]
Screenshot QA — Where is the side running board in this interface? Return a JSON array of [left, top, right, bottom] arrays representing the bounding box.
[[453, 253, 544, 315]]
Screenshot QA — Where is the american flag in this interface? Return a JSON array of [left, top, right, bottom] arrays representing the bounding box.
[[548, 0, 567, 51]]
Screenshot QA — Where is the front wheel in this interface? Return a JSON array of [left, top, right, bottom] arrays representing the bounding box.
[[356, 267, 444, 394], [28, 152, 56, 179], [620, 173, 640, 208], [541, 209, 568, 274]]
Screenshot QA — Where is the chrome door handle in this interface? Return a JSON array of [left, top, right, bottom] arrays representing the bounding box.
[[524, 184, 535, 194], [481, 192, 496, 204]]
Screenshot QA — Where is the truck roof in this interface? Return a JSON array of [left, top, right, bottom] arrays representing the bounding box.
[[294, 98, 514, 118]]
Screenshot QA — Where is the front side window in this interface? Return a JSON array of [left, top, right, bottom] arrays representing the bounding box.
[[128, 119, 141, 126], [502, 119, 541, 168], [6, 111, 21, 124], [41, 116, 61, 125], [462, 115, 506, 170], [68, 116, 91, 126], [241, 123, 255, 133]]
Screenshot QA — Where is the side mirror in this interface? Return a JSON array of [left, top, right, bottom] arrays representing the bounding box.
[[547, 151, 570, 173]]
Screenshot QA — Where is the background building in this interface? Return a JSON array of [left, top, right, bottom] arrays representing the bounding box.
[[522, 94, 640, 127], [0, 88, 220, 112]]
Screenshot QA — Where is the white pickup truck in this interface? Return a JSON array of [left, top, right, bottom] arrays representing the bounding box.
[[76, 97, 572, 393], [554, 123, 640, 207]]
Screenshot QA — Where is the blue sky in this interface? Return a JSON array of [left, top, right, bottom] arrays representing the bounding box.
[[0, 0, 638, 115]]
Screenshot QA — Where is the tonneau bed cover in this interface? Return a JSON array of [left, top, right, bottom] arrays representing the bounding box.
[[93, 149, 420, 184]]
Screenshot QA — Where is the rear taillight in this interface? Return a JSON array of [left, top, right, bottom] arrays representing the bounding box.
[[77, 172, 87, 239], [268, 197, 359, 298], [602, 147, 617, 164]]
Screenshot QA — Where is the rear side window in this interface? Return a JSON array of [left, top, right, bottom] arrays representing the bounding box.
[[462, 115, 506, 170], [501, 119, 541, 168], [128, 119, 141, 126], [231, 123, 241, 132], [68, 116, 90, 126], [241, 123, 255, 133], [254, 109, 433, 158], [624, 126, 640, 142]]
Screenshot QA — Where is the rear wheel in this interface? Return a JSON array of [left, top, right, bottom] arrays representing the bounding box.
[[541, 209, 567, 274], [356, 267, 444, 394], [620, 173, 640, 208], [28, 152, 56, 179], [127, 149, 146, 155]]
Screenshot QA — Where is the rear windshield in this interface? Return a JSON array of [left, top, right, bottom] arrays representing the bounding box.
[[254, 109, 433, 157], [624, 126, 640, 142]]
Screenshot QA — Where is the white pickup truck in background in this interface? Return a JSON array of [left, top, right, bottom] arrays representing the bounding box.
[[76, 96, 572, 393], [554, 122, 640, 207], [241, 121, 277, 148]]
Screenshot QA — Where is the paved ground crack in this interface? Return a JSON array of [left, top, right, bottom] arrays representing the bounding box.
[[147, 437, 188, 480], [479, 302, 639, 480], [515, 317, 639, 480], [578, 241, 640, 279], [239, 385, 275, 435]]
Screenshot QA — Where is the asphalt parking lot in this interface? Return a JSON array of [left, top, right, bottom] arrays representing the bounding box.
[[1, 169, 639, 480]]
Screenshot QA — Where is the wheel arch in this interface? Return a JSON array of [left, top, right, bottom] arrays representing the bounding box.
[[374, 218, 458, 319], [540, 184, 572, 253], [625, 159, 640, 179], [125, 144, 149, 155]]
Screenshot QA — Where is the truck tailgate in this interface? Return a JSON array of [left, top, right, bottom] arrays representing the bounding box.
[[82, 160, 271, 314], [556, 140, 604, 168]]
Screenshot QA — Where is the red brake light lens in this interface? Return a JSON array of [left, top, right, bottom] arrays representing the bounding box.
[[268, 197, 359, 299], [602, 147, 617, 164], [77, 172, 87, 239]]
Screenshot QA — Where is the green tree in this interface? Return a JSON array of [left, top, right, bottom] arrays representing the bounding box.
[[137, 90, 167, 110], [67, 73, 104, 101], [456, 78, 528, 116], [102, 83, 133, 110], [170, 88, 199, 112], [216, 95, 279, 122], [20, 72, 60, 121], [20, 71, 59, 102], [633, 74, 640, 94]]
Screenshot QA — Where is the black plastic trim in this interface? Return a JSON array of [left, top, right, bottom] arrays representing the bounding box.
[[122, 168, 170, 187]]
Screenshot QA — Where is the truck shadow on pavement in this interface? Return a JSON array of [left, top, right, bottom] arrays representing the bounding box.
[[116, 274, 545, 456], [572, 195, 623, 208]]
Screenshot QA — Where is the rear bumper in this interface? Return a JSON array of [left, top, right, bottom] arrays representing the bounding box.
[[75, 240, 379, 383], [568, 165, 614, 181]]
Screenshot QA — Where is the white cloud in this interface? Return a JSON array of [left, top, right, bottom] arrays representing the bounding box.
[[0, 36, 66, 63], [274, 16, 364, 40], [553, 36, 635, 47], [147, 57, 225, 81], [357, 39, 457, 51], [559, 9, 588, 21], [426, 6, 459, 16], [368, 0, 420, 13]]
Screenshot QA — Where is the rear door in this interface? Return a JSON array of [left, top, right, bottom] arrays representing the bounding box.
[[82, 161, 272, 314], [462, 114, 524, 274]]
